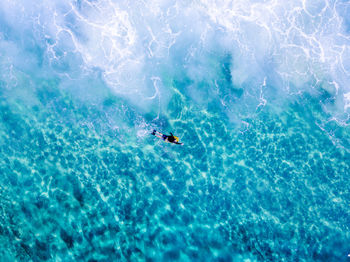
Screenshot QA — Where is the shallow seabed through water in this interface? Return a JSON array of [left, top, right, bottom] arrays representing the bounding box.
[[0, 80, 349, 261]]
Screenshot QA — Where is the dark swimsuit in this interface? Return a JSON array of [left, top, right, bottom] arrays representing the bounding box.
[[163, 134, 176, 143]]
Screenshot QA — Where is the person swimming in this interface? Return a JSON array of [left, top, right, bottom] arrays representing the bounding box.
[[152, 130, 183, 145]]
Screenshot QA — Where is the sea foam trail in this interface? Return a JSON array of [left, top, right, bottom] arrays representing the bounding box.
[[0, 0, 350, 121]]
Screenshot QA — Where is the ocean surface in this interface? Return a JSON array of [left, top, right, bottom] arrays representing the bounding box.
[[0, 0, 349, 261]]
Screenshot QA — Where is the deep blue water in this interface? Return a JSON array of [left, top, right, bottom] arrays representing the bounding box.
[[0, 0, 350, 261]]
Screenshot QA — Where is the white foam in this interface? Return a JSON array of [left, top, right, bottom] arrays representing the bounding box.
[[1, 0, 350, 119], [344, 92, 350, 110]]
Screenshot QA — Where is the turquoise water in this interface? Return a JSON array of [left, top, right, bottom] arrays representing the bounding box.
[[1, 0, 350, 261]]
